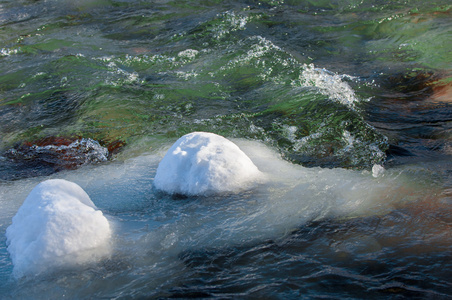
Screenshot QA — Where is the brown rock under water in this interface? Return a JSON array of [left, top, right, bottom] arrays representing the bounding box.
[[2, 136, 125, 180]]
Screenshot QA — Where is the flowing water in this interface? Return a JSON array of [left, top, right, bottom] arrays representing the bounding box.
[[0, 0, 451, 298]]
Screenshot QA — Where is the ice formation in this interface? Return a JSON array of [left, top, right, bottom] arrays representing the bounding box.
[[372, 164, 385, 178], [154, 132, 263, 195], [6, 179, 112, 278]]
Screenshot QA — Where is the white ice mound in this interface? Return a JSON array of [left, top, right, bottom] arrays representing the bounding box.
[[6, 179, 112, 278], [154, 132, 263, 195], [372, 164, 385, 178]]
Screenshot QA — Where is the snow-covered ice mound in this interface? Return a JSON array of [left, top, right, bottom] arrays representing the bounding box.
[[6, 179, 112, 278], [154, 132, 264, 196]]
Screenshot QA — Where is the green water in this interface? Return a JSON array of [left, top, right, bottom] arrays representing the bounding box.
[[2, 0, 449, 169]]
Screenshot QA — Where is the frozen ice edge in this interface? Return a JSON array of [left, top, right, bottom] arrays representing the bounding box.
[[3, 132, 394, 279]]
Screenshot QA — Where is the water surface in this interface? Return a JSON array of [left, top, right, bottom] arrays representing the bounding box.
[[0, 0, 451, 298]]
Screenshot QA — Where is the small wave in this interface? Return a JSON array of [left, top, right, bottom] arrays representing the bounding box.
[[0, 48, 20, 57], [299, 64, 361, 108]]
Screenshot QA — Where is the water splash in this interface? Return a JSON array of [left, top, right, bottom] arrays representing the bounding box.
[[0, 48, 20, 57], [209, 10, 249, 40], [299, 64, 361, 108]]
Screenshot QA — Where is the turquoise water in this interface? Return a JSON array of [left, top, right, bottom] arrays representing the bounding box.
[[0, 0, 451, 298]]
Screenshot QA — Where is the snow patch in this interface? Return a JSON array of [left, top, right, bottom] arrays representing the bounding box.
[[154, 132, 264, 196], [6, 179, 112, 278]]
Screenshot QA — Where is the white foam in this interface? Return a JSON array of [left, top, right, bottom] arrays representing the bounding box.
[[178, 49, 199, 60], [212, 11, 248, 39], [300, 64, 360, 107], [5, 179, 112, 278], [153, 132, 264, 196], [0, 48, 20, 57]]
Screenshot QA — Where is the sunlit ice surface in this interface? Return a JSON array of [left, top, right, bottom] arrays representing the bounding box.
[[154, 132, 264, 196], [5, 179, 112, 278]]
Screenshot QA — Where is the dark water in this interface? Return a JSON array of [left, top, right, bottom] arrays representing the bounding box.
[[0, 0, 451, 298]]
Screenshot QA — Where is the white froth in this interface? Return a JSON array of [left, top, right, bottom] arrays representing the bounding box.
[[300, 64, 359, 107], [153, 132, 264, 196], [5, 179, 112, 278], [178, 49, 199, 60]]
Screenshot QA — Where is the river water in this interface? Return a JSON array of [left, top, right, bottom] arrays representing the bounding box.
[[0, 0, 451, 298]]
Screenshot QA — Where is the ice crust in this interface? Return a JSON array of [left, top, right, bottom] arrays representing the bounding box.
[[3, 133, 397, 283], [5, 179, 112, 278], [0, 133, 415, 296], [154, 132, 264, 195]]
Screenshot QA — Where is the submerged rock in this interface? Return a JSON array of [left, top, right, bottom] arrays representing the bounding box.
[[1, 137, 124, 180], [7, 137, 109, 167], [5, 179, 112, 278], [154, 132, 264, 196]]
